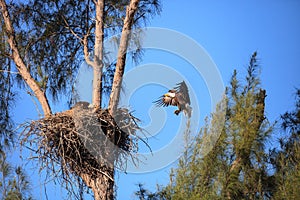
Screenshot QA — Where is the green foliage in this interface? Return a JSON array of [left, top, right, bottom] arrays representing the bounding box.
[[5, 0, 90, 101], [1, 0, 162, 117], [223, 53, 272, 199], [139, 52, 276, 200], [2, 0, 162, 199], [0, 47, 14, 147], [270, 89, 300, 200], [1, 0, 161, 104], [134, 183, 167, 200], [140, 54, 300, 200], [0, 151, 33, 200]]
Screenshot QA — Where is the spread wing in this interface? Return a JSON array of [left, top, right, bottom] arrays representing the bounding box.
[[174, 81, 191, 105], [153, 95, 177, 107]]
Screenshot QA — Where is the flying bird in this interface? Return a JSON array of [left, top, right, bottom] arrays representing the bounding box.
[[154, 81, 191, 117]]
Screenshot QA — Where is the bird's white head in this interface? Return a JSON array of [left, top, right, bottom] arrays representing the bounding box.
[[164, 91, 176, 98]]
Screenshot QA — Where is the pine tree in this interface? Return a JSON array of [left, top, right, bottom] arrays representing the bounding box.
[[270, 89, 300, 199], [153, 52, 273, 200], [0, 151, 33, 200], [1, 0, 161, 199]]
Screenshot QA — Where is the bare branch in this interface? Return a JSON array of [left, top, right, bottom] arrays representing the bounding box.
[[83, 28, 95, 67], [92, 0, 105, 110], [62, 16, 83, 42], [0, 0, 52, 116], [0, 70, 19, 74], [108, 0, 140, 116]]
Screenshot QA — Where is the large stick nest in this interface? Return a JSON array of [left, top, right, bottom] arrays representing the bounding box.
[[22, 106, 144, 183]]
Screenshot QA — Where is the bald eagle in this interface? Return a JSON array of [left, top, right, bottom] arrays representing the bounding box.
[[71, 101, 90, 110], [154, 81, 191, 117]]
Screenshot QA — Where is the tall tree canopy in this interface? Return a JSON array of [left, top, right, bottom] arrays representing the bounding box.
[[137, 52, 275, 200], [1, 0, 161, 199], [1, 0, 161, 114], [270, 89, 300, 199], [0, 150, 33, 200]]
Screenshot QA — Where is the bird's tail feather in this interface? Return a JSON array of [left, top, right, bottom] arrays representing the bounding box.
[[184, 105, 192, 118]]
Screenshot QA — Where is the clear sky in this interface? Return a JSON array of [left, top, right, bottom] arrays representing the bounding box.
[[11, 0, 300, 199], [116, 0, 300, 199]]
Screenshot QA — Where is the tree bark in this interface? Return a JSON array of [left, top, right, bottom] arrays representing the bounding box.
[[108, 0, 140, 116], [0, 0, 52, 117], [92, 0, 105, 110], [80, 169, 114, 200]]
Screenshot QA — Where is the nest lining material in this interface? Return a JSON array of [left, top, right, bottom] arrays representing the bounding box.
[[22, 107, 143, 180]]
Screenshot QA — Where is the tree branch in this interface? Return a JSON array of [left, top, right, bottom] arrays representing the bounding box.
[[0, 0, 52, 117], [83, 27, 95, 67], [108, 0, 140, 116], [92, 0, 105, 110], [0, 70, 19, 74], [61, 16, 83, 42]]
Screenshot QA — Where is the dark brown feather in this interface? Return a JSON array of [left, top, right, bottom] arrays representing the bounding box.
[[174, 81, 191, 105], [153, 81, 191, 116]]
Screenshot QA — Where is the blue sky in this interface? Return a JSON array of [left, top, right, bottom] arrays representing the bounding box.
[[11, 0, 300, 199], [117, 0, 300, 199]]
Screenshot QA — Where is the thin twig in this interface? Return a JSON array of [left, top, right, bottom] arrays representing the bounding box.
[[0, 69, 19, 74], [20, 108, 146, 196], [61, 16, 83, 42]]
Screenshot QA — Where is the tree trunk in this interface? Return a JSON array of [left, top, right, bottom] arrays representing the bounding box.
[[0, 0, 52, 117], [108, 0, 140, 116], [1, 0, 142, 199], [80, 168, 114, 200], [92, 0, 105, 110]]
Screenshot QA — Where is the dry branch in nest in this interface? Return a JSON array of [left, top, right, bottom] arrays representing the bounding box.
[[21, 106, 145, 191]]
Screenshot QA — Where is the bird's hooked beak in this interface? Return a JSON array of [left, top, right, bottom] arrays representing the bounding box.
[[164, 91, 176, 98]]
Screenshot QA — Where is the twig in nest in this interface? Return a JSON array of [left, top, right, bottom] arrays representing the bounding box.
[[20, 107, 149, 196]]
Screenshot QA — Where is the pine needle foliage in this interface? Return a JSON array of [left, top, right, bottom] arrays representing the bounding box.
[[270, 89, 300, 200], [0, 150, 33, 200], [143, 52, 274, 200], [1, 0, 161, 198]]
